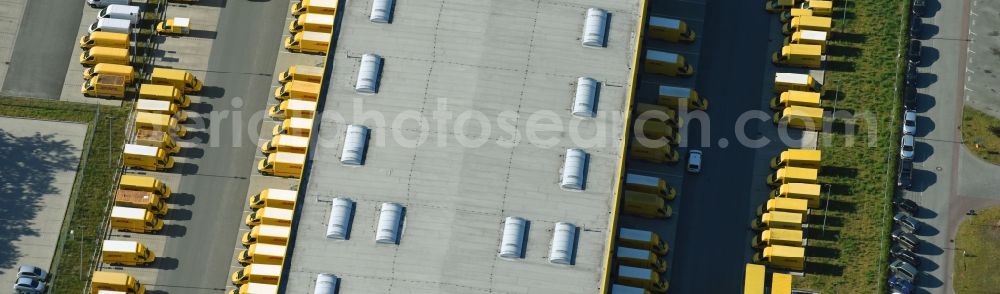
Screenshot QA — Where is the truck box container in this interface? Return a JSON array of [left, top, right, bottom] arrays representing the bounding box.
[[770, 90, 821, 111], [151, 68, 203, 93], [279, 65, 324, 84], [136, 99, 187, 122], [284, 31, 330, 54], [115, 189, 167, 215], [123, 144, 174, 171], [751, 211, 805, 230], [772, 273, 793, 294], [783, 16, 832, 34], [101, 240, 155, 266], [767, 166, 818, 186], [139, 84, 190, 107], [136, 112, 187, 138], [644, 49, 693, 77], [260, 134, 309, 154], [622, 191, 672, 219], [84, 63, 133, 83], [770, 149, 821, 169], [230, 283, 279, 294], [119, 174, 170, 198], [289, 13, 335, 33], [744, 263, 766, 294], [618, 228, 668, 255], [245, 207, 294, 227], [753, 245, 805, 270], [80, 46, 129, 66], [785, 30, 828, 53], [268, 99, 317, 119], [655, 85, 708, 110], [770, 183, 822, 208], [80, 31, 129, 49], [773, 105, 824, 130], [272, 117, 313, 137], [751, 228, 804, 248], [616, 246, 667, 272], [111, 206, 163, 233], [773, 44, 822, 68], [242, 224, 291, 246], [647, 16, 695, 43], [81, 75, 126, 98], [230, 264, 281, 285], [616, 265, 669, 292], [249, 188, 298, 210], [773, 72, 821, 92], [290, 0, 338, 16], [258, 152, 305, 178], [756, 197, 810, 216], [237, 243, 286, 265], [91, 271, 144, 294], [624, 173, 676, 201], [274, 80, 321, 101], [629, 139, 679, 164]]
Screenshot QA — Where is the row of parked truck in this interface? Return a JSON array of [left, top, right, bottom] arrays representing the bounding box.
[[285, 0, 337, 54], [750, 149, 823, 273], [255, 64, 323, 178], [226, 188, 299, 293], [766, 0, 835, 131]]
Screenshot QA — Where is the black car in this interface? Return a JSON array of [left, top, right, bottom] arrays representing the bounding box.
[[894, 198, 919, 215], [909, 17, 922, 39], [903, 86, 917, 110], [912, 0, 926, 17], [905, 63, 918, 87], [908, 40, 922, 64], [897, 158, 914, 188], [892, 229, 921, 251], [891, 245, 922, 266]]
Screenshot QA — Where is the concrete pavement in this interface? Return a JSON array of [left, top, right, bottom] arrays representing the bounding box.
[[0, 0, 27, 92], [0, 0, 83, 100]]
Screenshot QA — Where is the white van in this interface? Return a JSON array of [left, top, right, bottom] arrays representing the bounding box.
[[87, 0, 130, 8], [89, 18, 131, 34], [98, 5, 140, 24]]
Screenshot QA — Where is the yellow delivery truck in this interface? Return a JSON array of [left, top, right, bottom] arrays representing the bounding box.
[[783, 16, 832, 35], [274, 80, 321, 101], [753, 245, 805, 270], [289, 13, 335, 33], [111, 206, 163, 233], [83, 63, 134, 83], [616, 265, 669, 293], [242, 224, 292, 246], [229, 283, 279, 294], [285, 31, 331, 54], [616, 246, 668, 273], [237, 243, 286, 265], [80, 31, 129, 49], [279, 65, 324, 84], [81, 75, 126, 98], [780, 8, 813, 23], [751, 228, 804, 248], [136, 112, 187, 138], [644, 49, 694, 77], [772, 273, 793, 294], [139, 84, 190, 107], [772, 44, 822, 68], [785, 30, 828, 53], [268, 99, 317, 119], [624, 173, 676, 201], [648, 15, 696, 43], [290, 0, 338, 16], [774, 72, 821, 92], [91, 271, 145, 294], [767, 166, 818, 186], [773, 106, 824, 130], [123, 144, 174, 171], [258, 152, 306, 178], [115, 189, 168, 215], [770, 183, 822, 208], [249, 188, 298, 210], [744, 263, 766, 294], [751, 211, 805, 230], [770, 90, 821, 111], [151, 68, 203, 93], [230, 264, 282, 285], [635, 103, 683, 128], [801, 0, 833, 16], [638, 120, 679, 145], [119, 174, 171, 198], [629, 139, 679, 164], [655, 85, 708, 111], [80, 46, 129, 66], [623, 191, 672, 218], [245, 207, 294, 227], [618, 228, 669, 256], [764, 0, 801, 12], [260, 134, 309, 154], [755, 197, 810, 216], [136, 99, 187, 122], [272, 117, 313, 137], [770, 149, 821, 169], [102, 240, 155, 266]]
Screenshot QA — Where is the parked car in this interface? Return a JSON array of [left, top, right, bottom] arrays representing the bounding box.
[[894, 212, 922, 233], [889, 274, 915, 294], [903, 86, 917, 110], [12, 277, 45, 294], [892, 229, 921, 250], [893, 198, 919, 215], [905, 63, 918, 87], [687, 150, 702, 173], [16, 266, 48, 282], [912, 0, 926, 17], [891, 245, 922, 266], [903, 111, 917, 135], [900, 135, 915, 159], [897, 158, 913, 189], [889, 259, 920, 282], [909, 17, 921, 39], [907, 40, 921, 64]]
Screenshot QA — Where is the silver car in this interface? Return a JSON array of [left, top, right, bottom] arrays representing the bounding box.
[[902, 111, 916, 135], [889, 259, 919, 282], [13, 277, 45, 294], [16, 266, 48, 282], [894, 212, 921, 233], [900, 135, 915, 159]]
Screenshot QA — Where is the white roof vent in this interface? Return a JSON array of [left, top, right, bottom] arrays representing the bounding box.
[[560, 149, 587, 190], [582, 8, 608, 47], [355, 54, 382, 94], [326, 198, 354, 240], [375, 202, 403, 244], [548, 222, 577, 265], [370, 0, 394, 23], [573, 77, 598, 117], [314, 273, 338, 294], [341, 125, 369, 165], [498, 216, 527, 259]]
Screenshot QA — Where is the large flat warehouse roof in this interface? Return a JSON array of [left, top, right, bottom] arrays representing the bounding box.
[[285, 0, 641, 292]]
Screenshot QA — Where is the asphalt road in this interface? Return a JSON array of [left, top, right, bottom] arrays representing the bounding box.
[[1, 0, 82, 99], [152, 0, 289, 292], [665, 0, 771, 292]]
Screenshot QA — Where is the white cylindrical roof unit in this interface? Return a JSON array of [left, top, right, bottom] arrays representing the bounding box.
[[375, 202, 403, 244], [355, 54, 382, 94], [572, 77, 598, 118], [341, 125, 369, 165], [548, 222, 577, 265], [370, 0, 393, 23], [560, 149, 587, 190], [326, 198, 354, 240], [314, 273, 338, 294], [581, 8, 608, 47], [498, 216, 527, 259]]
